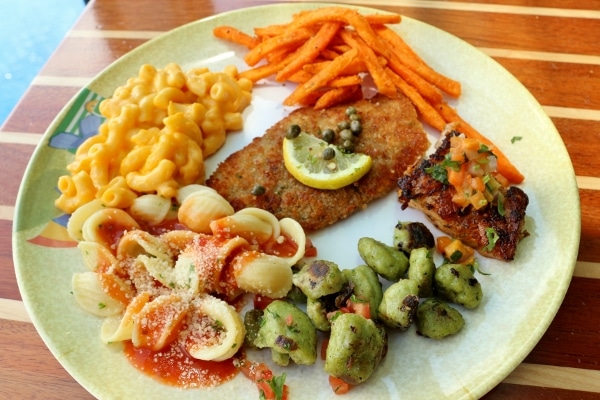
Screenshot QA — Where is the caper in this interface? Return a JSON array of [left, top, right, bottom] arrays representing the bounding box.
[[251, 184, 266, 196], [345, 106, 358, 116], [286, 124, 301, 139], [349, 113, 361, 121], [339, 128, 354, 141], [322, 128, 335, 143], [341, 139, 355, 153], [337, 120, 350, 131], [350, 119, 362, 135], [322, 147, 335, 160]]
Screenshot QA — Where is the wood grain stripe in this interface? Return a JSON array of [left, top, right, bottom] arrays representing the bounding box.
[[0, 299, 31, 323], [31, 76, 92, 87], [0, 206, 14, 221], [0, 131, 43, 145], [506, 363, 600, 393], [274, 0, 600, 19], [543, 106, 600, 122], [67, 30, 161, 39], [479, 47, 600, 66], [575, 261, 600, 279], [577, 176, 600, 190]]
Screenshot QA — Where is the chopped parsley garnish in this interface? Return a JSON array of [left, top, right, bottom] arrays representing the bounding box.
[[478, 143, 491, 153], [449, 250, 463, 263], [425, 153, 461, 184], [260, 373, 287, 400], [511, 136, 523, 144], [484, 228, 500, 251]]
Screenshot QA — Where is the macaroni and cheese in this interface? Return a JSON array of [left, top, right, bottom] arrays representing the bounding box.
[[55, 63, 253, 214]]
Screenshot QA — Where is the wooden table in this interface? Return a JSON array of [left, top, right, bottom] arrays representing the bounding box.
[[1, 0, 599, 398]]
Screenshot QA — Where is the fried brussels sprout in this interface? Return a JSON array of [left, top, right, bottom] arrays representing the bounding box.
[[342, 265, 383, 320], [434, 264, 483, 309], [408, 247, 436, 297], [378, 279, 419, 330], [324, 313, 387, 385], [254, 300, 317, 366], [416, 298, 465, 339], [292, 260, 346, 299], [358, 237, 409, 281], [393, 221, 435, 254]]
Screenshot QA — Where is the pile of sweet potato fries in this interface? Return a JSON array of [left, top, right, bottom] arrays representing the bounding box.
[[213, 6, 523, 183]]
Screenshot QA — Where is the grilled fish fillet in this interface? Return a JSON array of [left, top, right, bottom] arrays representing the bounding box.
[[207, 94, 429, 232], [397, 130, 529, 261]]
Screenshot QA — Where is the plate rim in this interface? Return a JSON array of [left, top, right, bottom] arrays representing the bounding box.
[[12, 2, 581, 399]]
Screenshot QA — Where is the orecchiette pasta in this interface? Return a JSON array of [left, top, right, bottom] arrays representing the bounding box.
[[69, 191, 310, 365], [55, 62, 253, 215]]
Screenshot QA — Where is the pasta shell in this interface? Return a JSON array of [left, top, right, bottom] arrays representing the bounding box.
[[67, 199, 106, 241], [131, 293, 190, 351], [71, 272, 126, 317], [82, 208, 140, 249], [278, 217, 307, 267], [101, 292, 151, 343], [178, 190, 234, 234], [77, 241, 117, 272], [185, 295, 245, 361], [128, 194, 172, 225], [210, 213, 274, 245], [232, 250, 293, 299]]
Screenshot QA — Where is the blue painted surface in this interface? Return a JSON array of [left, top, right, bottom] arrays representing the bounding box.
[[0, 0, 85, 127]]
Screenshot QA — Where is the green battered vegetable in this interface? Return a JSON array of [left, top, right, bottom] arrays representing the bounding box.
[[357, 237, 409, 281], [324, 313, 387, 385], [342, 265, 383, 320], [393, 221, 435, 254], [306, 296, 331, 331], [378, 279, 420, 330], [292, 260, 346, 299], [434, 264, 483, 309], [243, 308, 263, 348], [254, 300, 317, 366], [416, 298, 465, 339], [408, 247, 436, 297]]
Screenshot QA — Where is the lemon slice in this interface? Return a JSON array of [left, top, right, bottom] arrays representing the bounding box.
[[283, 132, 372, 190]]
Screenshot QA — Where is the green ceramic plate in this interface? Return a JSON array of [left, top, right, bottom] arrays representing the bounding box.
[[13, 3, 580, 399]]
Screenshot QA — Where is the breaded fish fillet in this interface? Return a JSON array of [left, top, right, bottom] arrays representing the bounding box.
[[206, 94, 429, 232], [397, 130, 529, 261]]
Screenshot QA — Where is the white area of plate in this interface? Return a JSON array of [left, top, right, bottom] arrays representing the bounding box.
[[13, 3, 580, 400]]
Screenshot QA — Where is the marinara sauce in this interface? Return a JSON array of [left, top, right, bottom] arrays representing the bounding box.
[[124, 340, 239, 388]]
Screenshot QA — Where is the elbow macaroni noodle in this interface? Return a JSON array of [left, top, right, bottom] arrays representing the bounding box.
[[70, 186, 308, 364], [55, 63, 253, 214]]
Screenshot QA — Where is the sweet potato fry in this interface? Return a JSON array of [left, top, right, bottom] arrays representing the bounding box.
[[386, 56, 444, 104], [275, 22, 342, 82], [436, 103, 524, 183], [244, 27, 315, 66], [213, 26, 260, 49], [364, 13, 402, 25], [284, 48, 359, 106], [328, 74, 363, 88], [254, 24, 288, 38], [239, 52, 296, 83], [339, 29, 396, 98], [287, 7, 392, 59], [375, 26, 461, 97], [287, 69, 313, 83], [386, 67, 446, 131], [314, 85, 363, 110]]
